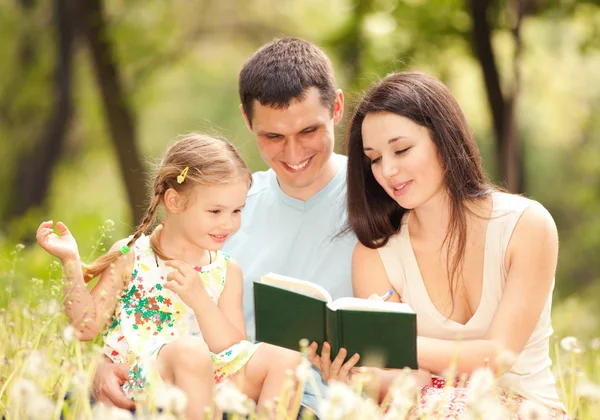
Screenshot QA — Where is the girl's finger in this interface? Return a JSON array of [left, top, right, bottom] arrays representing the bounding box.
[[339, 353, 360, 381], [166, 271, 186, 285], [163, 280, 181, 293], [321, 342, 332, 380], [329, 347, 347, 377], [56, 221, 70, 236]]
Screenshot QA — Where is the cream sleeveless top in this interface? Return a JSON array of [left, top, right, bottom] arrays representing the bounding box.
[[377, 192, 565, 410]]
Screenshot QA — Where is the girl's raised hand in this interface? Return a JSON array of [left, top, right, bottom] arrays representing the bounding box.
[[163, 260, 206, 310], [36, 221, 79, 261], [307, 341, 360, 383]]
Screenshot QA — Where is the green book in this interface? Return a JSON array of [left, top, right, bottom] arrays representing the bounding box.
[[253, 273, 418, 369]]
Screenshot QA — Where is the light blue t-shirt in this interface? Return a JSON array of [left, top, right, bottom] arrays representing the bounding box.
[[222, 154, 357, 340]]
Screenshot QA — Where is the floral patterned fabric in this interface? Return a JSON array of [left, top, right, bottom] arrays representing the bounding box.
[[102, 234, 259, 399], [414, 377, 569, 419]]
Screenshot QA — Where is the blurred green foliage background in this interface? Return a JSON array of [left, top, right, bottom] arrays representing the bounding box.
[[1, 0, 600, 340]]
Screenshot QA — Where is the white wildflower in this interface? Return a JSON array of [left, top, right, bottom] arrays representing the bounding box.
[[355, 397, 379, 418], [155, 383, 188, 415], [214, 382, 252, 415], [24, 350, 49, 378], [560, 336, 585, 353], [23, 393, 54, 420], [467, 367, 496, 401], [295, 358, 312, 382], [495, 349, 517, 372], [590, 338, 600, 351], [8, 378, 37, 401], [576, 378, 600, 401], [44, 299, 60, 316], [71, 370, 88, 395], [63, 325, 77, 343], [386, 370, 417, 416], [15, 243, 25, 250], [319, 381, 361, 419], [518, 399, 549, 419], [92, 402, 135, 420]]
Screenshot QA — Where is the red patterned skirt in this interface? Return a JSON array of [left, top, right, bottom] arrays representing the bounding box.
[[412, 377, 569, 419]]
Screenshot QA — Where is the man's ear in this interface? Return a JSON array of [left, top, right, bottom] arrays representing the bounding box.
[[240, 104, 253, 132], [164, 188, 183, 213], [333, 89, 344, 125]]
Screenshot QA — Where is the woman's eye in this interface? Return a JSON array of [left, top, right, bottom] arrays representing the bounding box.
[[395, 147, 410, 155], [370, 156, 382, 165], [209, 210, 221, 214]]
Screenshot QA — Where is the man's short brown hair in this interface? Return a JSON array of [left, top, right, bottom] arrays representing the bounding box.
[[239, 37, 337, 125]]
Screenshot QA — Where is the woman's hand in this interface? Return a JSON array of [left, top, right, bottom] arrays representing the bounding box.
[[307, 341, 360, 383], [36, 221, 79, 262], [163, 259, 207, 309]]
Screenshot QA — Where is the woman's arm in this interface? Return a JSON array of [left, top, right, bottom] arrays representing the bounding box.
[[353, 203, 558, 377], [352, 241, 402, 302], [163, 259, 246, 353], [418, 202, 559, 375]]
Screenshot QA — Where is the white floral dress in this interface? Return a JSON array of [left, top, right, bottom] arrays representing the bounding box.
[[102, 234, 260, 399]]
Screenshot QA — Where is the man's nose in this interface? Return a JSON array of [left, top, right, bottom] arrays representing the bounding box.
[[282, 137, 303, 163]]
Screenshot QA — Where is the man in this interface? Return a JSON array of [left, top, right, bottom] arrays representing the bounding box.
[[224, 37, 356, 340], [92, 37, 356, 412]]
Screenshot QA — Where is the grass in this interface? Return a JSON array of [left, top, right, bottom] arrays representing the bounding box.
[[1, 239, 600, 419]]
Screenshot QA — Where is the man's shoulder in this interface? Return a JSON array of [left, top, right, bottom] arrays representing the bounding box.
[[248, 169, 274, 199]]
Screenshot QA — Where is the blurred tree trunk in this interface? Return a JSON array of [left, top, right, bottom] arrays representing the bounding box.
[[74, 0, 147, 226], [7, 0, 74, 218], [468, 0, 525, 193], [336, 0, 371, 84]]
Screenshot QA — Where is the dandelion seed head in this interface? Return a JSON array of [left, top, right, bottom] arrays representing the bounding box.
[[8, 378, 37, 402], [154, 383, 188, 414], [495, 349, 517, 372], [295, 359, 311, 382], [92, 403, 134, 420], [576, 378, 600, 401], [560, 336, 585, 354], [63, 325, 78, 343], [24, 350, 48, 377], [214, 382, 251, 415], [467, 367, 496, 400], [518, 399, 549, 419], [320, 381, 361, 419]]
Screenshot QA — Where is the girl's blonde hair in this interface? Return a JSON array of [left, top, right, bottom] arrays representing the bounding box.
[[82, 133, 251, 282]]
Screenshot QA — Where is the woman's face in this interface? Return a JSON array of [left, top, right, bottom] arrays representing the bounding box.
[[361, 111, 446, 210]]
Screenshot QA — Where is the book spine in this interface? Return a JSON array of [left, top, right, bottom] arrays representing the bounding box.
[[326, 307, 341, 358]]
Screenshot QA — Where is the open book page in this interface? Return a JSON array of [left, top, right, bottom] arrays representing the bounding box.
[[259, 273, 332, 302], [328, 297, 414, 313]]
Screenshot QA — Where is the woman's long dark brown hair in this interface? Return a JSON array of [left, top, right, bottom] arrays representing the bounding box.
[[346, 71, 493, 299]]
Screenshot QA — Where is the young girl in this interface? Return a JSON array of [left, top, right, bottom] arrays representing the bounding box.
[[36, 133, 301, 418]]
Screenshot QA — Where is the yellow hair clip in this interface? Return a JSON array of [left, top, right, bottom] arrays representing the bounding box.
[[177, 166, 189, 184]]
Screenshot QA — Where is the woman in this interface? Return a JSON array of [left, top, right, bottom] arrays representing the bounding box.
[[310, 72, 567, 418]]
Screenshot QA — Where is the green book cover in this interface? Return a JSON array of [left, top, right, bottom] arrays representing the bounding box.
[[253, 273, 418, 369]]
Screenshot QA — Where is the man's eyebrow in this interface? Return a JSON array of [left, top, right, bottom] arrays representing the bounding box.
[[299, 124, 321, 132], [257, 123, 323, 137]]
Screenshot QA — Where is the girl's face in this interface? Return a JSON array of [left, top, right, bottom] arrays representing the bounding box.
[[171, 181, 249, 252], [361, 112, 445, 210]]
